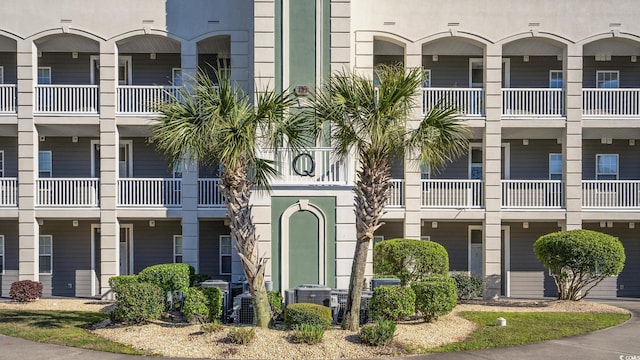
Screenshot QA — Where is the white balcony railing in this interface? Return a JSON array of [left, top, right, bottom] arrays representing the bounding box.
[[0, 85, 16, 113], [0, 178, 17, 206], [35, 85, 99, 114], [386, 179, 404, 207], [422, 88, 484, 116], [262, 147, 350, 185], [118, 178, 182, 207], [421, 179, 483, 208], [502, 89, 565, 117], [36, 178, 99, 207], [117, 85, 180, 114], [582, 180, 640, 208], [198, 178, 225, 207], [583, 89, 640, 117], [501, 180, 563, 208]]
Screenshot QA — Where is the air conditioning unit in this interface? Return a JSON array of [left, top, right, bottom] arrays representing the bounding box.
[[235, 293, 254, 325], [284, 289, 296, 308], [371, 278, 401, 290], [331, 289, 372, 324], [296, 286, 331, 307], [200, 279, 230, 293], [199, 280, 231, 323], [359, 291, 373, 325]]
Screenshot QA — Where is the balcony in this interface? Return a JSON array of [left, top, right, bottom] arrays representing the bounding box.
[[263, 147, 351, 185], [502, 180, 563, 208], [502, 89, 565, 117], [198, 178, 225, 207], [118, 178, 182, 207], [117, 85, 180, 115], [583, 89, 640, 117], [582, 180, 640, 208], [422, 88, 484, 117], [386, 179, 404, 207], [35, 85, 99, 114], [0, 85, 16, 114], [36, 178, 99, 207], [421, 179, 483, 208], [0, 178, 17, 206]]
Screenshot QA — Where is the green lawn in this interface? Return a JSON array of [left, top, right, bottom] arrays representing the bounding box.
[[427, 311, 630, 353], [0, 310, 146, 355]]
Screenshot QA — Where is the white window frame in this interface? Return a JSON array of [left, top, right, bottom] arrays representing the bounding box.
[[37, 67, 51, 85], [0, 66, 4, 84], [549, 70, 563, 89], [423, 69, 431, 88], [38, 151, 52, 178], [596, 154, 619, 180], [172, 68, 182, 86], [173, 235, 183, 263], [469, 144, 483, 180], [39, 235, 53, 274], [219, 235, 232, 275], [549, 153, 563, 180], [0, 235, 4, 275], [420, 163, 430, 180], [0, 150, 4, 177], [596, 70, 619, 89]]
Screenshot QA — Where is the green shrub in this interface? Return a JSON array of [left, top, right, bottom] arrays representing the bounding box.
[[370, 286, 415, 321], [411, 276, 457, 322], [192, 273, 212, 286], [9, 280, 43, 302], [292, 324, 325, 344], [201, 322, 225, 333], [451, 273, 484, 301], [110, 282, 165, 324], [268, 290, 283, 322], [228, 327, 256, 345], [182, 287, 210, 323], [138, 263, 191, 293], [200, 286, 225, 322], [108, 275, 139, 294], [374, 239, 449, 285], [284, 303, 332, 329], [534, 229, 626, 300], [359, 319, 396, 346]]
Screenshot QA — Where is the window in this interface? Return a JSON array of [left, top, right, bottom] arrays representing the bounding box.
[[0, 235, 4, 274], [420, 164, 430, 179], [172, 68, 182, 86], [470, 146, 483, 180], [173, 235, 183, 263], [549, 153, 562, 180], [423, 69, 431, 88], [39, 235, 52, 274], [549, 70, 563, 89], [220, 235, 232, 275], [172, 160, 184, 178], [0, 66, 4, 84], [0, 150, 4, 177], [37, 67, 51, 85], [38, 151, 52, 178], [597, 71, 619, 89], [596, 154, 618, 180]]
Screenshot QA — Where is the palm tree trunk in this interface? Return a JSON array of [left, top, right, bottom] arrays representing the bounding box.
[[220, 170, 271, 328], [342, 150, 391, 331]]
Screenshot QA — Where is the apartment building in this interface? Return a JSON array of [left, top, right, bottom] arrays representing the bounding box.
[[0, 0, 638, 299]]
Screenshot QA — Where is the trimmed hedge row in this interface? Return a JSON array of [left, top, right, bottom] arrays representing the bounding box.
[[284, 303, 332, 329], [411, 276, 457, 322]]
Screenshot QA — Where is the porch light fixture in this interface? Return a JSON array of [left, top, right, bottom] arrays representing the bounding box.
[[523, 55, 529, 62], [600, 221, 606, 228], [72, 52, 78, 59], [72, 220, 78, 227], [150, 53, 156, 60], [557, 55, 563, 61], [629, 139, 635, 146], [522, 222, 529, 229], [601, 137, 613, 144], [522, 139, 529, 145], [72, 136, 78, 143], [149, 220, 155, 227], [431, 221, 438, 228], [630, 222, 635, 229], [38, 219, 44, 226], [556, 138, 562, 144], [607, 221, 613, 228], [432, 55, 438, 62], [39, 135, 45, 142]]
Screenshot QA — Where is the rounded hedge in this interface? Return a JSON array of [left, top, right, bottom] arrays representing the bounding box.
[[108, 275, 139, 294], [411, 276, 457, 322], [110, 281, 165, 324], [451, 273, 484, 301], [284, 303, 332, 329], [200, 286, 225, 322], [369, 285, 416, 321], [374, 238, 449, 285], [359, 319, 396, 346], [138, 263, 191, 293], [182, 287, 210, 323]]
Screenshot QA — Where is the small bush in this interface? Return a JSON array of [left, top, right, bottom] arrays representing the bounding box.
[[268, 290, 283, 322], [108, 275, 139, 294], [284, 303, 332, 329], [292, 324, 325, 344], [110, 282, 165, 324], [374, 239, 449, 285], [9, 280, 43, 302], [228, 327, 256, 345], [138, 263, 190, 293], [370, 286, 415, 321], [359, 319, 396, 346], [412, 276, 457, 322], [192, 273, 212, 286], [200, 286, 225, 322], [182, 287, 210, 323], [451, 273, 484, 301], [201, 322, 225, 333]]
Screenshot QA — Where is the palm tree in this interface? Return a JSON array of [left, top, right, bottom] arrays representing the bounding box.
[[312, 64, 471, 330], [153, 70, 311, 327]]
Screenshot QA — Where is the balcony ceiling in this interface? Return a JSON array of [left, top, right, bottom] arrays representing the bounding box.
[[502, 128, 563, 139], [35, 34, 99, 52], [583, 128, 640, 140], [117, 36, 180, 54], [374, 39, 404, 55], [36, 124, 99, 137], [583, 38, 640, 56], [197, 36, 231, 56], [0, 36, 16, 52], [421, 38, 483, 56], [503, 39, 563, 56]]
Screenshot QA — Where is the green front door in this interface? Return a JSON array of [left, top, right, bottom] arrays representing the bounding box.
[[288, 210, 319, 288]]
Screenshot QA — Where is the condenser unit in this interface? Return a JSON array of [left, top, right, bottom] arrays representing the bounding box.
[[370, 278, 401, 290], [284, 289, 296, 308], [332, 289, 372, 324], [200, 279, 230, 293], [295, 286, 331, 307]]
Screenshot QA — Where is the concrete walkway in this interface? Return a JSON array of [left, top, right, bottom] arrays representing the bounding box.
[[0, 300, 638, 360]]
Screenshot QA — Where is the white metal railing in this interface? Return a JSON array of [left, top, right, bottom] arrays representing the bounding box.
[[501, 180, 563, 208], [0, 85, 16, 113], [198, 178, 225, 207], [386, 179, 404, 207], [583, 89, 640, 116], [118, 178, 182, 207], [262, 147, 350, 185], [0, 178, 17, 206], [502, 88, 565, 117], [421, 179, 483, 208], [117, 85, 180, 114], [36, 178, 99, 207], [35, 85, 99, 114], [582, 180, 640, 208], [422, 88, 484, 116]]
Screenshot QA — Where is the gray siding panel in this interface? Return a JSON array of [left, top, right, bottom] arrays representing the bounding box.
[[0, 271, 18, 298], [130, 138, 173, 178], [510, 271, 544, 298], [126, 53, 181, 85], [422, 222, 479, 272], [131, 220, 181, 273], [0, 52, 17, 84], [75, 270, 92, 297], [588, 277, 618, 299], [507, 56, 562, 88], [423, 56, 471, 88], [38, 52, 96, 85], [40, 275, 52, 298], [199, 220, 231, 280], [583, 56, 640, 88], [432, 147, 473, 179], [0, 221, 19, 297], [374, 222, 404, 241], [39, 137, 95, 178], [582, 139, 640, 180], [0, 137, 18, 177], [508, 140, 561, 179]]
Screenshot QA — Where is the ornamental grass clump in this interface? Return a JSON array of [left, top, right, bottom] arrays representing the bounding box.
[[359, 319, 396, 346]]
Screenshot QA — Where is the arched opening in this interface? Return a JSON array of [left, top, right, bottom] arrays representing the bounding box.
[[0, 35, 17, 114], [197, 35, 231, 83]]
